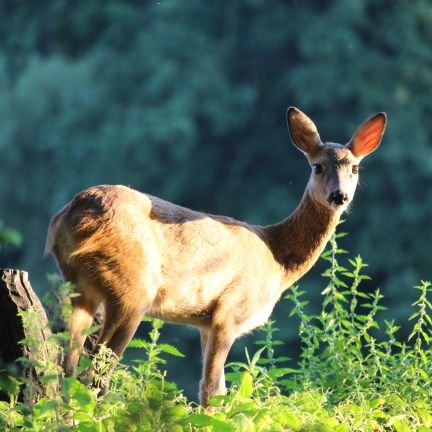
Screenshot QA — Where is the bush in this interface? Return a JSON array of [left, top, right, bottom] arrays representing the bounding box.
[[0, 231, 431, 431]]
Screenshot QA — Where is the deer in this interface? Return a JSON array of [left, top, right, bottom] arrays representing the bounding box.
[[45, 107, 386, 406]]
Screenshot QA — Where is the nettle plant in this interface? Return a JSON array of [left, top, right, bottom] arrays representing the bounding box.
[[0, 228, 432, 431], [286, 230, 432, 402]]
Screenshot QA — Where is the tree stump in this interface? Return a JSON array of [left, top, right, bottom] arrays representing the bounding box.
[[0, 269, 53, 400], [0, 268, 103, 402], [0, 268, 54, 361]]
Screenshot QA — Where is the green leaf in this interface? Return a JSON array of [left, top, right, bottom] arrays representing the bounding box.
[[391, 416, 412, 432], [158, 343, 185, 357], [267, 367, 297, 379], [237, 371, 254, 398], [278, 412, 302, 431], [250, 346, 266, 370], [341, 319, 352, 329], [225, 372, 244, 382], [208, 395, 230, 407], [32, 399, 57, 419], [82, 325, 101, 336], [336, 248, 348, 254], [62, 378, 96, 413], [72, 423, 99, 432], [336, 232, 348, 238], [367, 397, 385, 410], [128, 338, 148, 349], [186, 413, 214, 427], [0, 373, 21, 397], [213, 420, 234, 432], [274, 356, 291, 363]]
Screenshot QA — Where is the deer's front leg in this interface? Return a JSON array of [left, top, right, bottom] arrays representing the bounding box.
[[199, 324, 234, 407]]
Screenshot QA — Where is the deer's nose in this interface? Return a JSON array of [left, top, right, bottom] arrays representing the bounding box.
[[328, 191, 348, 206]]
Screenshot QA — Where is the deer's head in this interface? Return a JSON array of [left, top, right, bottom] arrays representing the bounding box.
[[287, 107, 386, 212]]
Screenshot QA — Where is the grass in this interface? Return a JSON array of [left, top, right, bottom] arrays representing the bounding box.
[[0, 230, 431, 431]]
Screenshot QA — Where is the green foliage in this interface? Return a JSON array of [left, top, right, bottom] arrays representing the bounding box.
[[0, 232, 431, 430], [286, 232, 432, 406], [0, 316, 190, 431]]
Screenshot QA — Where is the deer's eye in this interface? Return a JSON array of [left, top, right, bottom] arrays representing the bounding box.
[[313, 164, 323, 174], [352, 165, 359, 174]]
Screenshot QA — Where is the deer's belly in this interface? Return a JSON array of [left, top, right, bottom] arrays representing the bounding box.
[[147, 272, 229, 326]]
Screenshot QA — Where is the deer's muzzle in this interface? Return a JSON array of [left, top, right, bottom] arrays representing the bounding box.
[[327, 191, 348, 206]]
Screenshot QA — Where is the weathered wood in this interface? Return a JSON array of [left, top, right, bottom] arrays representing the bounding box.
[[0, 268, 54, 401], [0, 269, 52, 363], [0, 268, 103, 401]]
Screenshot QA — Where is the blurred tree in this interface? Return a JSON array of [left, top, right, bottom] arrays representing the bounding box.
[[0, 221, 22, 251], [0, 221, 23, 270]]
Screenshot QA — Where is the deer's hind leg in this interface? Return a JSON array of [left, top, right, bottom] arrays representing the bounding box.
[[88, 286, 152, 393], [95, 299, 145, 358], [64, 278, 103, 376]]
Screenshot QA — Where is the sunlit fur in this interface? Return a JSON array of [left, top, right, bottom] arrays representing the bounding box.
[[46, 107, 386, 406]]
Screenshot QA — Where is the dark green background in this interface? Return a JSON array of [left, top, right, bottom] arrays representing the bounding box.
[[1, 0, 431, 399]]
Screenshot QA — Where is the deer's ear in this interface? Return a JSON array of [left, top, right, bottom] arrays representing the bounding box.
[[287, 107, 322, 156], [347, 112, 387, 158]]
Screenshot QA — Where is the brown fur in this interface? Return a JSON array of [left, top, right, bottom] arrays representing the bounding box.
[[46, 107, 386, 406]]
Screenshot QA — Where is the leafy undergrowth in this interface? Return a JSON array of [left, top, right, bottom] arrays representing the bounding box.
[[1, 232, 431, 431]]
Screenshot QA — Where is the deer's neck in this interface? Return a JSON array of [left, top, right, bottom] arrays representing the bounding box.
[[265, 189, 340, 288]]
